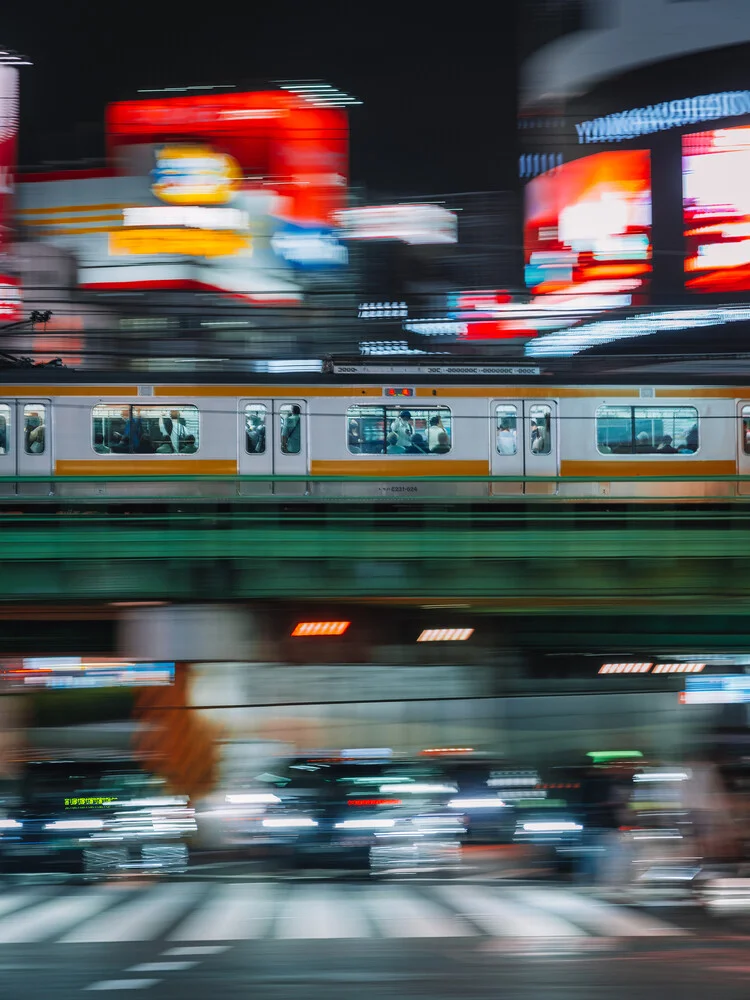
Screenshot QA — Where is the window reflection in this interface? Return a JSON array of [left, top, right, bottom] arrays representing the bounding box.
[[529, 404, 551, 456], [92, 404, 199, 454], [347, 406, 452, 455], [495, 404, 518, 455], [24, 405, 46, 455], [245, 404, 267, 454], [596, 405, 698, 455], [0, 404, 10, 456]]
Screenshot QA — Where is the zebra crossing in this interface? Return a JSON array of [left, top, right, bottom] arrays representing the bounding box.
[[0, 880, 689, 945]]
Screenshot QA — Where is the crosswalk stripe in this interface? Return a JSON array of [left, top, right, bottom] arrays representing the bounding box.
[[511, 888, 688, 938], [0, 892, 41, 920], [364, 887, 474, 938], [274, 887, 371, 939], [0, 889, 114, 943], [169, 882, 275, 941], [436, 885, 588, 938], [61, 883, 206, 944]]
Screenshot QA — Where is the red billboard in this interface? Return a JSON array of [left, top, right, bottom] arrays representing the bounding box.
[[0, 65, 18, 252], [683, 125, 750, 293], [16, 90, 350, 303], [0, 64, 20, 317], [106, 90, 348, 227], [524, 150, 653, 309]]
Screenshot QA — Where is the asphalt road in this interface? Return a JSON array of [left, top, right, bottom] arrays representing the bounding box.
[[0, 876, 748, 998]]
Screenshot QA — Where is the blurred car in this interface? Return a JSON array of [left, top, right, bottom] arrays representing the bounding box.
[[230, 754, 466, 873], [0, 756, 196, 876]]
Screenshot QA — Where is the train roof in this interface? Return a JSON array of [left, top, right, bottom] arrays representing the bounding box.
[[3, 355, 750, 387]]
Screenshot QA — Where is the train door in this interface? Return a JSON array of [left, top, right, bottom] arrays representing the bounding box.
[[490, 399, 559, 495], [238, 398, 273, 496], [490, 400, 524, 496], [16, 400, 52, 496], [0, 400, 13, 496], [737, 401, 750, 496], [523, 399, 558, 495], [273, 399, 308, 496]]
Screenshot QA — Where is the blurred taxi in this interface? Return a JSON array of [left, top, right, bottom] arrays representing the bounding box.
[[0, 756, 195, 876]]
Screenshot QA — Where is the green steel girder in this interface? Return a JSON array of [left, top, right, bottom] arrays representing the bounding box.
[[0, 502, 749, 604], [1, 525, 750, 562]]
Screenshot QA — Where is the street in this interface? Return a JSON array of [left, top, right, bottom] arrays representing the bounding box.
[[0, 874, 749, 997]]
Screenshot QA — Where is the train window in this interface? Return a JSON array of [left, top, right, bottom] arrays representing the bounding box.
[[280, 404, 302, 455], [92, 404, 199, 454], [529, 404, 551, 456], [495, 405, 518, 455], [245, 404, 267, 454], [742, 406, 750, 454], [596, 405, 698, 454], [347, 406, 384, 454], [346, 405, 452, 454], [0, 404, 10, 455], [24, 405, 46, 455]]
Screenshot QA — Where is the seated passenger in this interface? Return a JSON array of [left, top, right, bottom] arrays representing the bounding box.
[[635, 431, 655, 453], [94, 433, 110, 454], [134, 435, 154, 454], [657, 434, 677, 454], [386, 432, 405, 454], [406, 433, 428, 454], [180, 435, 197, 454], [431, 431, 451, 454]]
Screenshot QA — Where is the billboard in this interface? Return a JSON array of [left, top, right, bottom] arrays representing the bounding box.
[[524, 150, 653, 309], [16, 91, 349, 303], [683, 125, 750, 293], [0, 65, 18, 252], [106, 90, 348, 230]]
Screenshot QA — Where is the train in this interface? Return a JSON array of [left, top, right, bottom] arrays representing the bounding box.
[[1, 361, 749, 501]]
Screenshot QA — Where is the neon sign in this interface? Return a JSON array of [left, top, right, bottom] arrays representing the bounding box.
[[576, 91, 750, 144]]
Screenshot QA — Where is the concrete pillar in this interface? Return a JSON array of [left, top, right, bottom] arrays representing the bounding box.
[[117, 604, 258, 663], [118, 606, 258, 798]]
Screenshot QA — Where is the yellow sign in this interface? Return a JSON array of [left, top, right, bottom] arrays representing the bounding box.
[[109, 228, 251, 258], [65, 796, 116, 808], [152, 145, 241, 206]]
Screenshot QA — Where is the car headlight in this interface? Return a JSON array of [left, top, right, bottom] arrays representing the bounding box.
[[44, 819, 105, 831], [261, 817, 318, 829]]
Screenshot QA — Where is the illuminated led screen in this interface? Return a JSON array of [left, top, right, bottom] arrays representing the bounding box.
[[683, 125, 750, 292], [524, 150, 652, 308]]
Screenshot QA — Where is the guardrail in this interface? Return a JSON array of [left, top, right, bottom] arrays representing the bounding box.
[[0, 474, 749, 483], [0, 472, 746, 507]]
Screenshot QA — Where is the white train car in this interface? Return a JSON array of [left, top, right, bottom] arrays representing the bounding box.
[[0, 365, 747, 501]]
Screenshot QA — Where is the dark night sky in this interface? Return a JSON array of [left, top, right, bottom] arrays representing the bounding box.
[[4, 3, 518, 195]]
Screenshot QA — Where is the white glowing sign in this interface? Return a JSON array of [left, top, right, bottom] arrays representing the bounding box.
[[334, 204, 457, 245], [576, 91, 750, 144], [122, 206, 249, 230]]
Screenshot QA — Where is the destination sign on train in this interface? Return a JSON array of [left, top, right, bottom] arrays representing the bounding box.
[[331, 365, 542, 376]]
